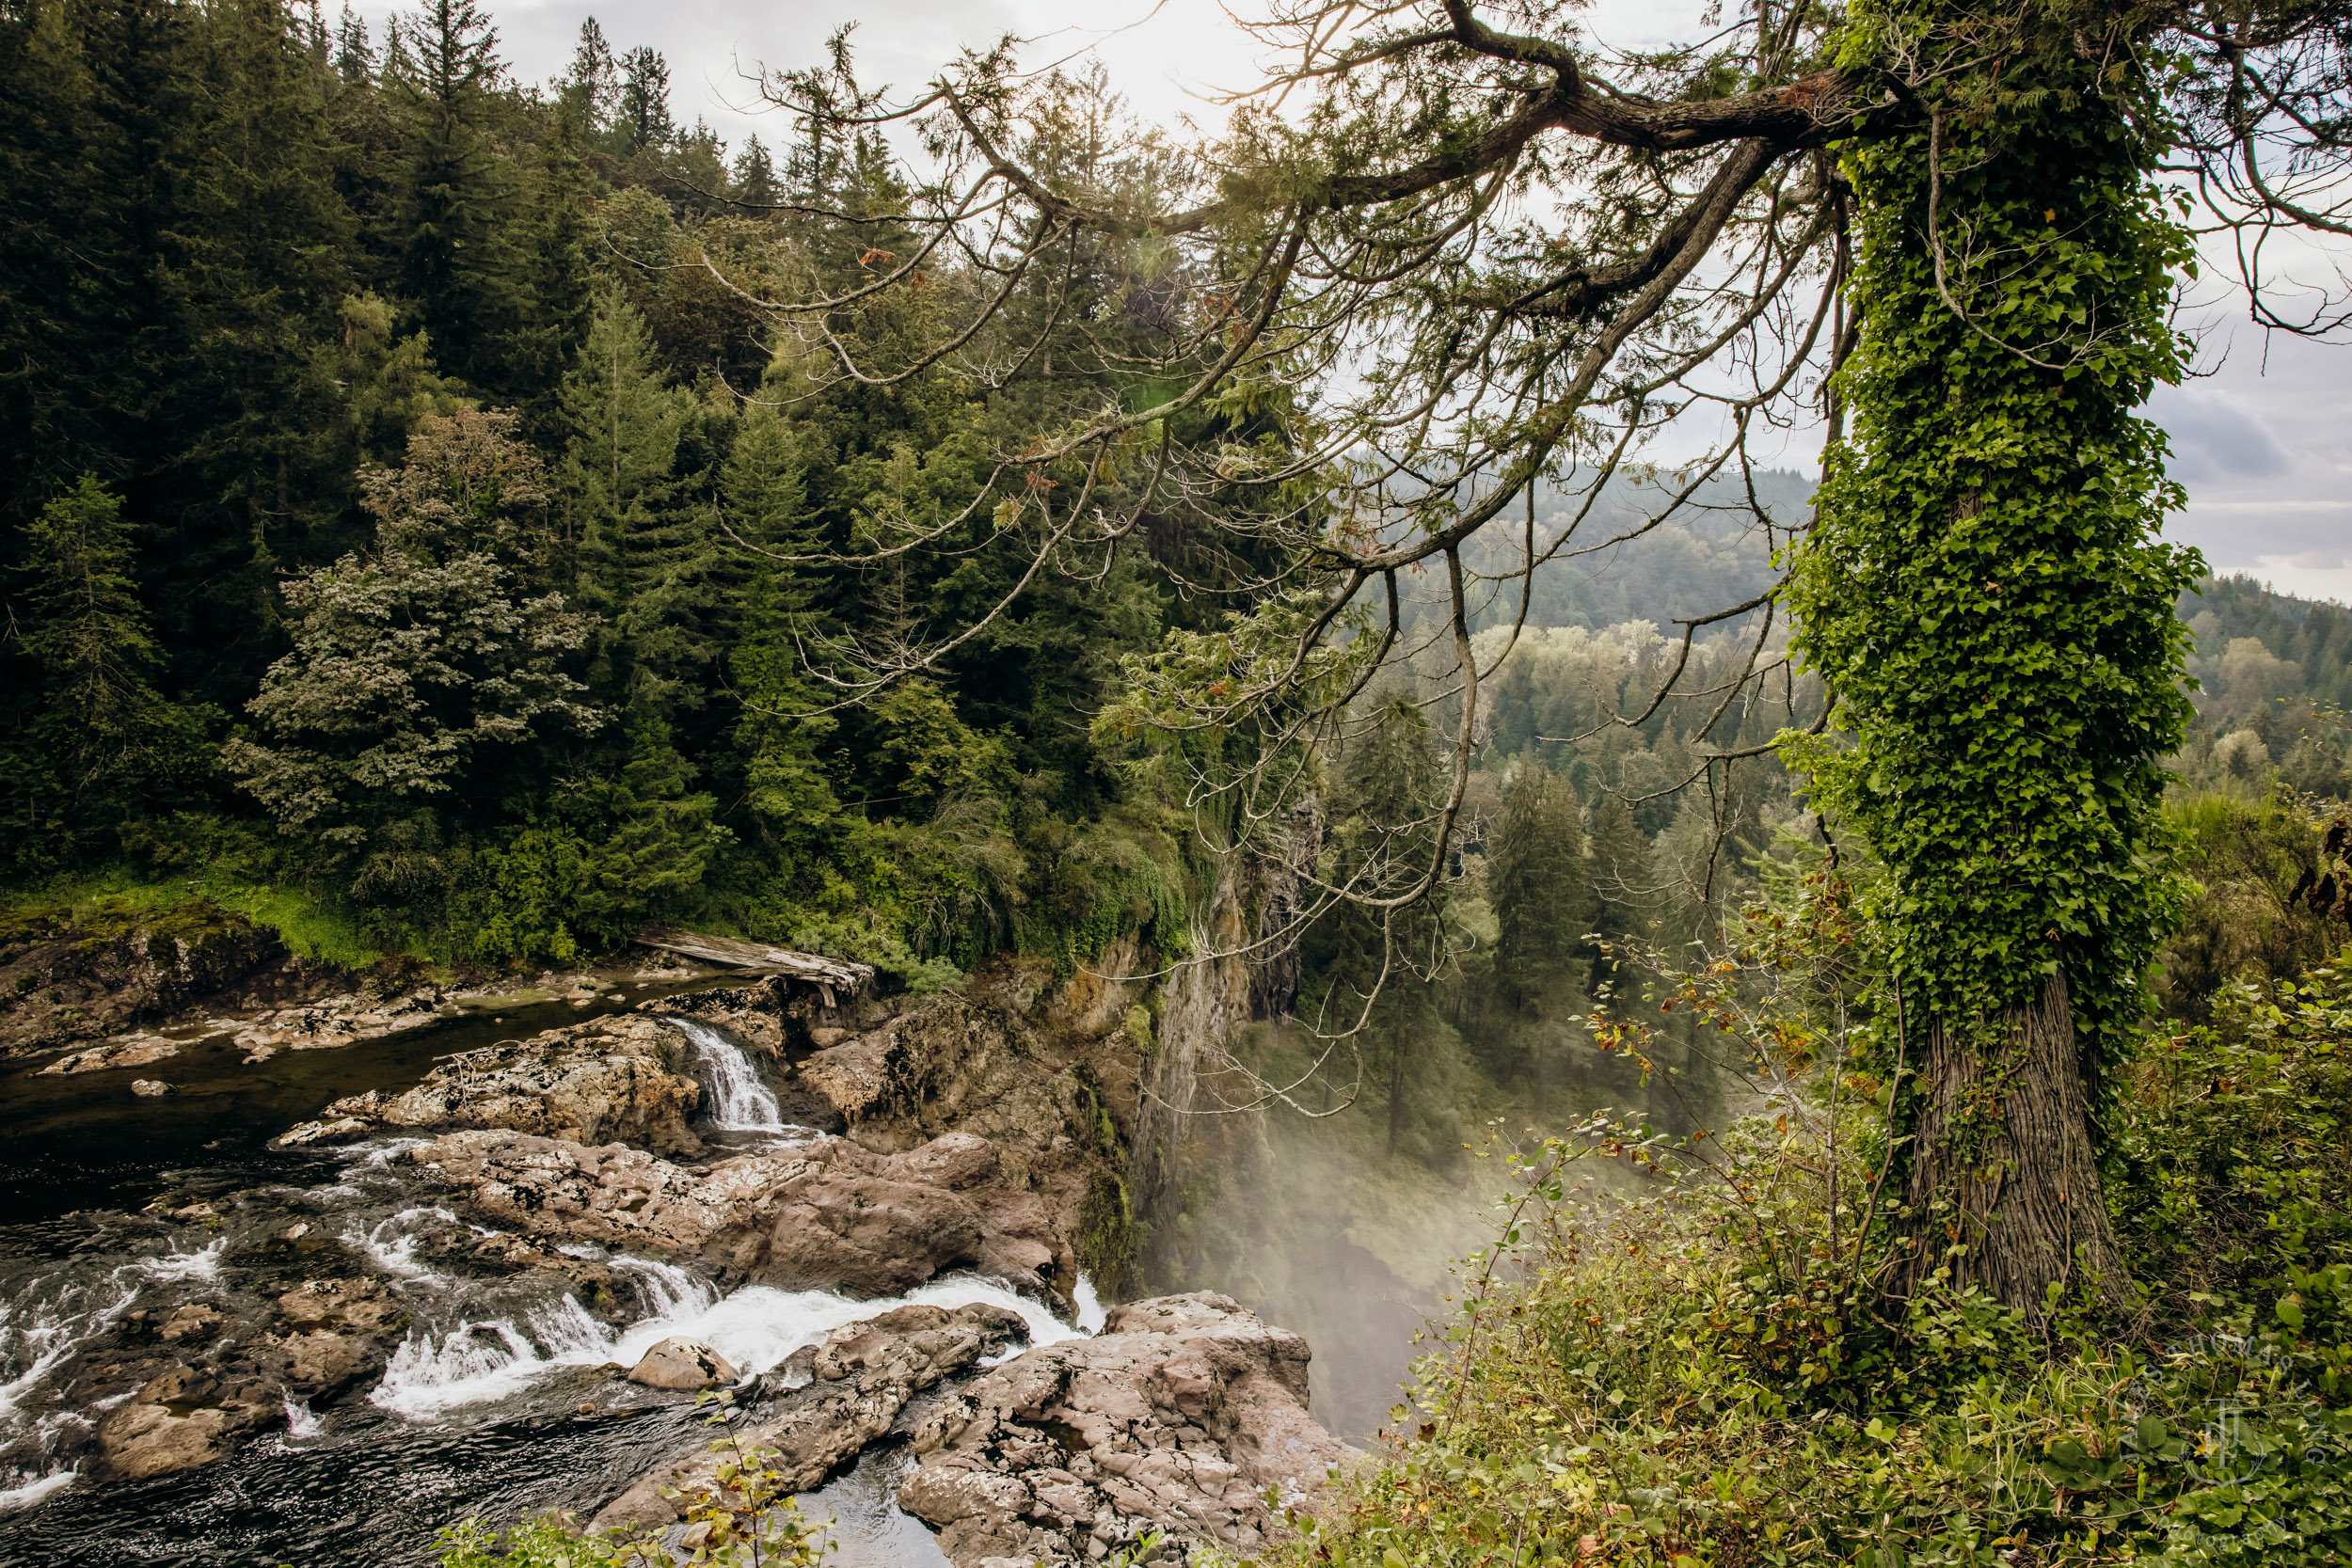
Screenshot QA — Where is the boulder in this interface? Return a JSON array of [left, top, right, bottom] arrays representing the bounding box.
[[272, 1014, 707, 1154], [95, 1363, 271, 1481], [595, 1302, 1028, 1531], [156, 1304, 224, 1344], [276, 1277, 405, 1335], [898, 1292, 1355, 1566], [129, 1078, 172, 1097], [407, 1128, 1073, 1299], [627, 1337, 739, 1391]]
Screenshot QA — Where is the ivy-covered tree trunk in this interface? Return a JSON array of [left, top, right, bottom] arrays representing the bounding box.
[[1791, 55, 2201, 1314]]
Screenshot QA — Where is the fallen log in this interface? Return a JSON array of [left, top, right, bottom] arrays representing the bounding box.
[[631, 928, 874, 1003]]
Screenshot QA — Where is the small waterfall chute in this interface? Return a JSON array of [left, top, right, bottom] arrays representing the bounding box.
[[666, 1016, 787, 1133]]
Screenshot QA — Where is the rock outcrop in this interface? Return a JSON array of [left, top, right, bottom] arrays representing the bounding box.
[[783, 970, 1149, 1283], [898, 1292, 1354, 1566], [229, 981, 448, 1057], [0, 898, 284, 1059], [39, 1033, 183, 1075], [274, 1014, 707, 1154], [595, 1301, 1029, 1532], [408, 1127, 1073, 1299], [96, 1362, 277, 1481]]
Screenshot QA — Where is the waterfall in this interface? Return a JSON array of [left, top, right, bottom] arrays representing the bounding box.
[[667, 1016, 787, 1133]]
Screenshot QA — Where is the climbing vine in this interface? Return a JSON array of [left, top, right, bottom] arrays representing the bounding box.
[[1788, 29, 2203, 1103]]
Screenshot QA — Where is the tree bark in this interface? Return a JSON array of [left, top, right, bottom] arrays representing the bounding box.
[[1896, 970, 2132, 1314]]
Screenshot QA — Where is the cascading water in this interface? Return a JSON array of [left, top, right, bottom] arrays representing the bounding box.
[[0, 980, 1110, 1564], [666, 1015, 793, 1135]]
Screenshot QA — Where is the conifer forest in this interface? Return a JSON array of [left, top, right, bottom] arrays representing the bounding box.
[[2, 0, 2352, 1563]]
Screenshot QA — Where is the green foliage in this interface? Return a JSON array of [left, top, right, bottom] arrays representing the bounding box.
[[1787, 57, 2202, 1081], [226, 413, 603, 858], [2154, 790, 2345, 1021], [2, 477, 215, 866], [1256, 909, 2352, 1568]]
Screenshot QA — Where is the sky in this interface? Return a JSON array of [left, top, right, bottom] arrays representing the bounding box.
[[356, 0, 2352, 603]]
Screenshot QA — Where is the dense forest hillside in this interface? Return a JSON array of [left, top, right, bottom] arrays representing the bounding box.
[[0, 0, 1240, 983]]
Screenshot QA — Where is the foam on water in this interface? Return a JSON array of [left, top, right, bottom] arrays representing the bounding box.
[[281, 1396, 325, 1440], [127, 1238, 227, 1284], [370, 1269, 1089, 1422], [342, 1207, 458, 1282], [0, 1466, 77, 1513], [1, 1275, 138, 1423]]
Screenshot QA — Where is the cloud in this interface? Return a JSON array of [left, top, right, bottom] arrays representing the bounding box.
[[2147, 388, 2291, 483]]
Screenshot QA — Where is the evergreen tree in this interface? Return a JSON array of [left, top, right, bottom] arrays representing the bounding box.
[[10, 478, 199, 828], [390, 0, 521, 394], [516, 100, 596, 415], [723, 405, 838, 850], [563, 16, 615, 134], [1486, 763, 1593, 1117], [558, 285, 692, 626], [153, 0, 358, 688], [1584, 791, 1652, 993], [732, 135, 776, 210], [1309, 695, 1451, 1157], [331, 3, 373, 82], [615, 44, 672, 154]]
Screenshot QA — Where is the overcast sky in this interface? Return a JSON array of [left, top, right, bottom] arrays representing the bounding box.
[[359, 0, 2352, 603]]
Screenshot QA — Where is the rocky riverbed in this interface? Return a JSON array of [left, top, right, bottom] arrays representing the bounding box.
[[0, 937, 1358, 1566]]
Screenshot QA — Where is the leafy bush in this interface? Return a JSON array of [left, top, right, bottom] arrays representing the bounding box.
[[1251, 886, 2352, 1568]]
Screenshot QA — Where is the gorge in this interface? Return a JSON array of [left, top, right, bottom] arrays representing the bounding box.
[[0, 893, 1453, 1566]]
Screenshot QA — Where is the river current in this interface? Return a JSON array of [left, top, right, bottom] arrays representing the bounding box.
[[0, 983, 1104, 1565]]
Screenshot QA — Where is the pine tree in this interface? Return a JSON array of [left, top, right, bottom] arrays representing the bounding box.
[[390, 0, 521, 394], [616, 45, 672, 155], [723, 405, 837, 848], [1486, 763, 1593, 1117]]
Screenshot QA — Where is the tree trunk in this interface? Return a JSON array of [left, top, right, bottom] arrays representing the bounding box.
[[1897, 970, 2132, 1314]]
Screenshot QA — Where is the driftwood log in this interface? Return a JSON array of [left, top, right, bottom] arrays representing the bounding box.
[[631, 928, 874, 1006]]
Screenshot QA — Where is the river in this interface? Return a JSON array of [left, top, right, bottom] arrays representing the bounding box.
[[0, 977, 1444, 1564]]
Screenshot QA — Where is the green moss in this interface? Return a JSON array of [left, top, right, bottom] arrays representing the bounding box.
[[3, 872, 384, 970], [1074, 1170, 1145, 1298]]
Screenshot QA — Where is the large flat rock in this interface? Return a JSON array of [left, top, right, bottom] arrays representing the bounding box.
[[899, 1291, 1356, 1565]]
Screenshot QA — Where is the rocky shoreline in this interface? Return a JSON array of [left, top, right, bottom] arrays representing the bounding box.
[[0, 930, 1355, 1565]]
